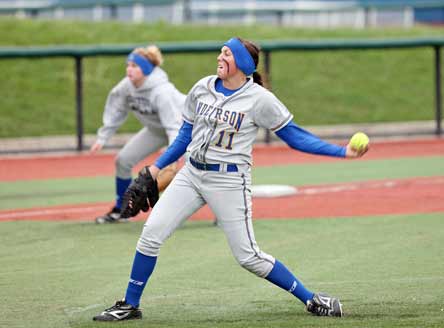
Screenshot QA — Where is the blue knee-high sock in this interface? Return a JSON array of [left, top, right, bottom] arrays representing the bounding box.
[[116, 177, 132, 209], [265, 260, 314, 305], [125, 251, 157, 307]]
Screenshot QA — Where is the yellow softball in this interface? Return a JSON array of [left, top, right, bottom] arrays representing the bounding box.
[[349, 132, 369, 152]]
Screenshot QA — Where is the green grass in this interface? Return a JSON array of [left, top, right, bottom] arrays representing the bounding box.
[[3, 19, 444, 46], [1, 214, 443, 328], [0, 18, 443, 137], [253, 155, 444, 185], [1, 156, 443, 210], [0, 176, 113, 210]]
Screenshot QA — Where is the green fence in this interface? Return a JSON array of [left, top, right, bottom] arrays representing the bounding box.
[[0, 38, 443, 150]]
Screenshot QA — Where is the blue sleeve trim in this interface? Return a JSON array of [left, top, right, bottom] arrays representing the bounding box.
[[154, 121, 193, 169], [183, 115, 194, 125], [275, 121, 346, 158]]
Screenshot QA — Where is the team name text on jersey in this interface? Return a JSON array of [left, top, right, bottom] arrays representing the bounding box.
[[196, 101, 245, 132]]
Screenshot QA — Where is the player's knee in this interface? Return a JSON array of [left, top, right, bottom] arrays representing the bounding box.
[[237, 255, 272, 278], [136, 235, 162, 257], [115, 154, 133, 177]]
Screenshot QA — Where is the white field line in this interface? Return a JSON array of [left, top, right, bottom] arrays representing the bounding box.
[[64, 304, 103, 317]]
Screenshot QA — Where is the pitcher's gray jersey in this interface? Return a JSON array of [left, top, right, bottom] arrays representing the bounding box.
[[183, 75, 293, 165], [97, 67, 184, 146]]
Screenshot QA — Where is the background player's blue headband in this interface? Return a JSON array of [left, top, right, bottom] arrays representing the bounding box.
[[224, 38, 256, 76], [127, 53, 154, 76]]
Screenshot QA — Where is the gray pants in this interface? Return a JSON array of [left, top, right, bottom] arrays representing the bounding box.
[[136, 161, 275, 278], [116, 127, 169, 179]]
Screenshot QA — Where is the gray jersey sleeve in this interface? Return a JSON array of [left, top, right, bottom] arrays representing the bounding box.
[[96, 79, 130, 145], [253, 90, 293, 131], [151, 85, 185, 144]]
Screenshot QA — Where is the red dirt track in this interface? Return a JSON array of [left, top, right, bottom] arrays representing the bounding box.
[[1, 176, 443, 222], [0, 138, 443, 222]]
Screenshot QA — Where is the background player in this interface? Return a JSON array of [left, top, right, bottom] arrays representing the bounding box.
[[90, 45, 185, 223], [93, 37, 368, 321]]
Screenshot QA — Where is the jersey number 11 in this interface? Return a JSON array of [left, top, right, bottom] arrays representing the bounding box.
[[215, 130, 235, 150]]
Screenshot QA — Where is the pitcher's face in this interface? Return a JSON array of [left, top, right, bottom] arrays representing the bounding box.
[[217, 46, 238, 80]]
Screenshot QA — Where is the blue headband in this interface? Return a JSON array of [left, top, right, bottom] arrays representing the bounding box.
[[223, 38, 256, 76], [127, 53, 154, 76]]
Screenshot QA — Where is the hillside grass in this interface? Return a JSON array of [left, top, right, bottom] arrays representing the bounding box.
[[0, 18, 443, 138]]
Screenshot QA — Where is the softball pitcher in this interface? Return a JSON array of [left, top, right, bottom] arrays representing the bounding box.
[[91, 45, 185, 224], [93, 37, 368, 321]]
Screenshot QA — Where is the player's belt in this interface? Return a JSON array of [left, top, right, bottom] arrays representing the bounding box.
[[189, 157, 238, 172]]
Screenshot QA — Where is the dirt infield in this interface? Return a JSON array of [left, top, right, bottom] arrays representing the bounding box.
[[0, 138, 443, 222], [0, 176, 443, 222]]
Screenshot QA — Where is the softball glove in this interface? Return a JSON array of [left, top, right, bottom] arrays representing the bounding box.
[[120, 166, 159, 218]]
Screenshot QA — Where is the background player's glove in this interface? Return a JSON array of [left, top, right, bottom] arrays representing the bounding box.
[[120, 166, 159, 218]]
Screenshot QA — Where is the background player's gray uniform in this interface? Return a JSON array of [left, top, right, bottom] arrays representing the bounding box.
[[96, 67, 184, 178], [137, 76, 292, 278]]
